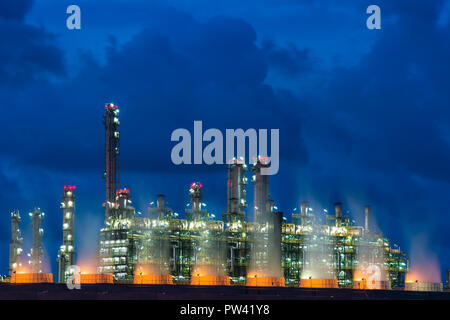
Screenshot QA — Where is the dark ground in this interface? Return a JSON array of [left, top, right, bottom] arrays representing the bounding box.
[[0, 283, 449, 300]]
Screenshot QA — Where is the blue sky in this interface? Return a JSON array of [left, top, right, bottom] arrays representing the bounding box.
[[1, 0, 449, 281]]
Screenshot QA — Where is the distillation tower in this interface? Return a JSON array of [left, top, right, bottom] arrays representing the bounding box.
[[249, 157, 283, 282], [29, 208, 44, 273], [57, 185, 76, 283], [252, 158, 270, 224], [9, 211, 23, 275], [224, 159, 248, 282]]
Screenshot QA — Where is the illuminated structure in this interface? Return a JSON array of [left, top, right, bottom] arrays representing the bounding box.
[[224, 159, 249, 283], [103, 102, 120, 222], [97, 188, 137, 280], [28, 208, 44, 273], [2, 103, 411, 289], [445, 269, 449, 289], [248, 157, 283, 284], [9, 211, 23, 275], [57, 185, 76, 283], [186, 183, 206, 221], [252, 158, 270, 223], [94, 104, 408, 288], [98, 103, 138, 281]]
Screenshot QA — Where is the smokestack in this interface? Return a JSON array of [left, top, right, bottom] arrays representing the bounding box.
[[334, 202, 343, 227], [365, 205, 370, 233], [446, 269, 450, 290], [269, 210, 283, 277], [29, 208, 44, 273], [188, 183, 203, 220], [156, 194, 165, 209], [149, 194, 169, 220], [268, 199, 274, 213], [9, 211, 23, 276], [300, 201, 309, 215], [252, 158, 270, 224], [227, 159, 247, 221], [103, 103, 120, 222], [300, 201, 309, 225]]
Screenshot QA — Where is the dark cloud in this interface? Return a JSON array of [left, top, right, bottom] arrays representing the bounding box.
[[0, 20, 64, 87], [0, 0, 33, 21], [261, 39, 313, 77], [0, 11, 308, 175]]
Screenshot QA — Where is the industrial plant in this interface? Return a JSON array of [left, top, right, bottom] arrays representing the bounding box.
[[4, 103, 446, 295]]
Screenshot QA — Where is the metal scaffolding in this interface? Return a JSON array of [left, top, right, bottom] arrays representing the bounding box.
[[94, 104, 408, 287], [9, 211, 23, 275], [29, 208, 44, 273], [57, 185, 76, 283]]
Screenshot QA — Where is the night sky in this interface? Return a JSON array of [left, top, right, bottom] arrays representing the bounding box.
[[0, 0, 449, 281]]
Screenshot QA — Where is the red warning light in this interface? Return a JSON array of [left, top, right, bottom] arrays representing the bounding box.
[[117, 188, 130, 194], [190, 183, 203, 189]]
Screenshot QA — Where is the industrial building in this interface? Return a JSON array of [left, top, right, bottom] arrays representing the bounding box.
[[9, 211, 23, 275], [5, 103, 418, 291], [94, 103, 409, 288], [446, 269, 450, 290], [57, 186, 76, 283]]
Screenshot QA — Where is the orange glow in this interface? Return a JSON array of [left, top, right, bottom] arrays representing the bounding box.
[[80, 273, 113, 284], [405, 272, 421, 283], [11, 273, 53, 283], [405, 281, 443, 292], [299, 278, 338, 288], [134, 263, 169, 276], [133, 274, 173, 285], [353, 269, 370, 289], [190, 274, 230, 286], [189, 265, 230, 286], [407, 236, 442, 283], [405, 267, 440, 283], [246, 273, 285, 287], [15, 266, 30, 274], [76, 259, 96, 275], [352, 265, 391, 290]]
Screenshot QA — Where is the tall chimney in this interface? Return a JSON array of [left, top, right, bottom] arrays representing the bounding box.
[[227, 159, 247, 220], [268, 199, 274, 213], [334, 202, 343, 227], [300, 201, 309, 225], [189, 182, 203, 220], [365, 205, 370, 233], [156, 194, 165, 210], [103, 103, 120, 222], [252, 158, 270, 224]]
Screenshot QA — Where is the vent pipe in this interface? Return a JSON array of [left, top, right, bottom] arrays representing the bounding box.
[[365, 205, 370, 233], [156, 194, 165, 209], [334, 202, 343, 227]]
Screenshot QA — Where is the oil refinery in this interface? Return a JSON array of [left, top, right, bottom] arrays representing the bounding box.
[[2, 103, 448, 298]]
